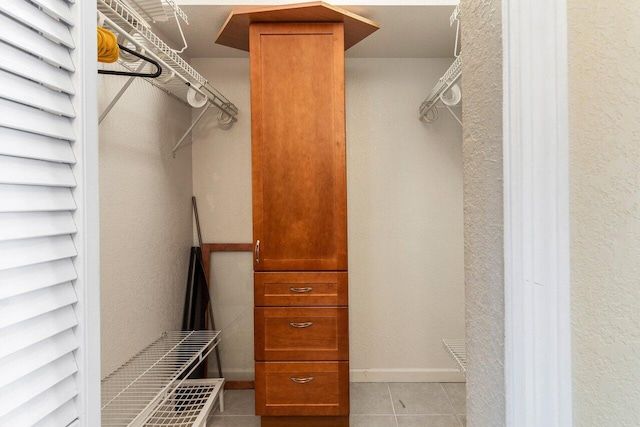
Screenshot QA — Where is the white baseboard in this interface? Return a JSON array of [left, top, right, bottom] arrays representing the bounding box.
[[350, 368, 465, 383], [211, 368, 466, 383], [208, 368, 254, 381]]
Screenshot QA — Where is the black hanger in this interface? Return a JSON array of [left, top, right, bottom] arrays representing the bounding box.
[[98, 44, 162, 78]]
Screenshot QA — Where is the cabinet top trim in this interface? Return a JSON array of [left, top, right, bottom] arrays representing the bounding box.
[[215, 1, 379, 52]]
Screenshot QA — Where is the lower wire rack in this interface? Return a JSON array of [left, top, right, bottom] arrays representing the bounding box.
[[443, 338, 466, 377], [144, 379, 225, 427], [101, 331, 221, 426]]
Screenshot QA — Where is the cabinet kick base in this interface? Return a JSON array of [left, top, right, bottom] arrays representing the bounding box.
[[261, 416, 349, 427]]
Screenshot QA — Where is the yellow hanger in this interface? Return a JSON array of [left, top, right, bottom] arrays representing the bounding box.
[[97, 27, 119, 63]]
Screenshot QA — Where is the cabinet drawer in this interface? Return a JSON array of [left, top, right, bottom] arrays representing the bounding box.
[[255, 307, 348, 361], [255, 272, 348, 307], [255, 362, 349, 416]]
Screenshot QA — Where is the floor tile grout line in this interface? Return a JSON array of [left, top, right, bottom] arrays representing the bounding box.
[[208, 384, 468, 424], [395, 413, 465, 417], [209, 414, 259, 417], [351, 414, 405, 417], [439, 382, 464, 427], [210, 389, 258, 418], [387, 382, 399, 427]]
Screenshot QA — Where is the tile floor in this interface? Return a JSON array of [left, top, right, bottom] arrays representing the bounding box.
[[208, 382, 466, 427]]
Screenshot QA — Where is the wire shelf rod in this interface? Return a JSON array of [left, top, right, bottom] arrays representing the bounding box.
[[419, 4, 462, 124], [98, 12, 207, 99], [418, 55, 462, 117], [97, 0, 237, 123], [450, 4, 460, 26], [124, 0, 188, 25], [99, 0, 233, 108]]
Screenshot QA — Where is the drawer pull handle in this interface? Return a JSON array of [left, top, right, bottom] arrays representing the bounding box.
[[289, 287, 313, 293], [290, 322, 313, 328], [290, 376, 314, 384]]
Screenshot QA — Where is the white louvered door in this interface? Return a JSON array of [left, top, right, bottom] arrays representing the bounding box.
[[0, 0, 99, 425]]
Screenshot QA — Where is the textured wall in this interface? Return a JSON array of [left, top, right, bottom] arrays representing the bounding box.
[[99, 76, 193, 376], [191, 57, 466, 381], [460, 0, 505, 425], [569, 2, 640, 425]]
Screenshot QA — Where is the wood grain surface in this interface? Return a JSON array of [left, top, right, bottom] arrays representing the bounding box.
[[254, 272, 348, 307], [251, 23, 347, 272], [255, 362, 349, 416]]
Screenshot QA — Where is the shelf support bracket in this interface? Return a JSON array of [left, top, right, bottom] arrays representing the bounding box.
[[99, 59, 146, 124], [172, 103, 213, 157], [440, 91, 463, 126]]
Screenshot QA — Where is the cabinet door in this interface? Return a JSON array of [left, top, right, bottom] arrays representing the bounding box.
[[250, 23, 347, 271]]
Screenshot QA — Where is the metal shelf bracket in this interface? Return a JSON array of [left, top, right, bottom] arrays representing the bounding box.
[[172, 103, 211, 157], [99, 60, 146, 124], [171, 103, 235, 157]]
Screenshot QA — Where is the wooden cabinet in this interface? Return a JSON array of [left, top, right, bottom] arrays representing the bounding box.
[[250, 22, 348, 272], [217, 3, 378, 425]]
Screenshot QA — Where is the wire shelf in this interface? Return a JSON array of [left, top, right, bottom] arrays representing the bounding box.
[[144, 379, 224, 427], [101, 331, 221, 427], [98, 0, 237, 121], [443, 339, 466, 377], [121, 0, 188, 25], [419, 3, 461, 124], [449, 4, 460, 26], [418, 55, 462, 117]]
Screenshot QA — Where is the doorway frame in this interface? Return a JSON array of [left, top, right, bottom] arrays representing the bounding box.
[[503, 0, 572, 425], [69, 0, 574, 424]]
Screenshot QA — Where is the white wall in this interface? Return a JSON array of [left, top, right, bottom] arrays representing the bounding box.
[[99, 75, 193, 376], [460, 0, 505, 425], [347, 58, 464, 382], [191, 57, 465, 382], [569, 1, 640, 424], [191, 58, 254, 380]]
